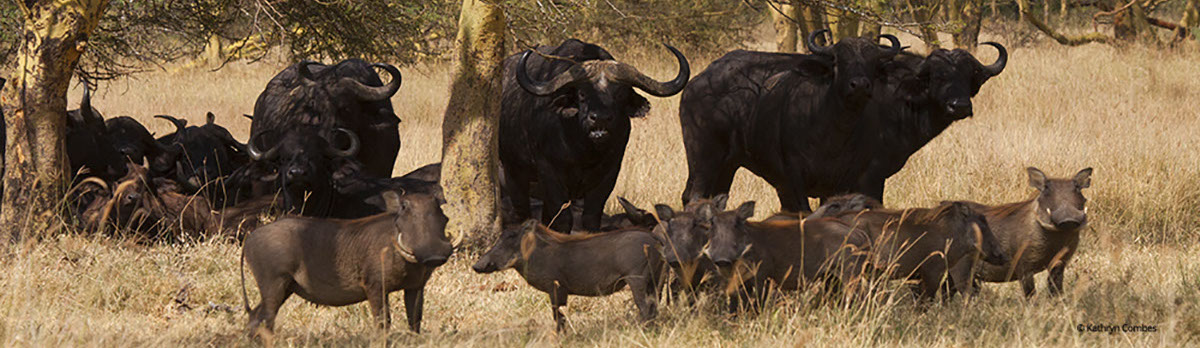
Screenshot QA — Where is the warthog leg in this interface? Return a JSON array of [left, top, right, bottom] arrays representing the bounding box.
[[404, 288, 425, 333]]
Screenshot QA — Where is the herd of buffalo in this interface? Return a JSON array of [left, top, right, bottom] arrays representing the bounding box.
[[4, 30, 1096, 339]]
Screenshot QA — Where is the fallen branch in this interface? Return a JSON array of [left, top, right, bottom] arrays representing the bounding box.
[[1025, 9, 1115, 45]]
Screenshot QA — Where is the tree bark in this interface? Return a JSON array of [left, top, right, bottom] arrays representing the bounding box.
[[770, 1, 800, 52], [952, 0, 984, 50], [1179, 0, 1199, 41], [830, 8, 861, 40], [441, 0, 505, 249], [799, 2, 830, 50], [4, 0, 110, 243], [1024, 7, 1115, 45], [861, 0, 884, 39], [907, 0, 942, 50]]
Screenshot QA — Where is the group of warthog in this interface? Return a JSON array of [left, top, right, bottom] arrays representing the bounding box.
[[240, 166, 1093, 341]]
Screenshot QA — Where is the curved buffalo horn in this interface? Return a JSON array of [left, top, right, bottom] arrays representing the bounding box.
[[806, 29, 833, 55], [325, 128, 360, 157], [980, 42, 1007, 76], [879, 34, 902, 56], [246, 132, 279, 161], [153, 115, 187, 135], [338, 63, 403, 102], [242, 114, 253, 121], [78, 176, 110, 192], [611, 43, 690, 97], [298, 60, 324, 83], [515, 49, 588, 96]]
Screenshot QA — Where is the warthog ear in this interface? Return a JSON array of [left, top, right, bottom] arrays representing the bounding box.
[[697, 203, 715, 222], [736, 201, 756, 220], [626, 93, 650, 118], [654, 204, 674, 221], [1073, 167, 1093, 189], [382, 191, 403, 212], [1026, 167, 1047, 191], [712, 194, 729, 211]]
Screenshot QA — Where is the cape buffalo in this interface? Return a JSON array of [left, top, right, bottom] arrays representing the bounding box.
[[244, 126, 360, 217], [66, 83, 128, 182], [241, 192, 454, 342], [104, 116, 167, 167], [500, 39, 689, 233], [679, 31, 901, 209], [152, 113, 249, 206], [250, 59, 402, 178]]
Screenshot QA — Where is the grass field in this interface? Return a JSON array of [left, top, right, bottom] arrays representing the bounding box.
[[2, 31, 1199, 346]]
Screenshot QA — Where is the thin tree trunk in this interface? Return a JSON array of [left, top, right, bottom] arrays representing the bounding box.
[[3, 0, 109, 243], [800, 2, 830, 50], [907, 0, 942, 50], [831, 8, 861, 40], [441, 0, 505, 249], [770, 1, 799, 52], [1177, 0, 1198, 41], [861, 0, 884, 38], [953, 0, 985, 50]]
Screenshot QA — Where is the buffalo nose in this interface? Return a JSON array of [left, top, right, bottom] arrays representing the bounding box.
[[287, 167, 306, 178], [422, 256, 448, 268], [1055, 220, 1081, 231], [947, 99, 973, 117], [848, 77, 871, 91]]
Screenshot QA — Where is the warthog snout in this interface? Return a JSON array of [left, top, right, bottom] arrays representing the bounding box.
[[1029, 167, 1092, 232]]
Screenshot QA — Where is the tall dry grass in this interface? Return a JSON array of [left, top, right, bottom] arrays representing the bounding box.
[[3, 35, 1199, 346]]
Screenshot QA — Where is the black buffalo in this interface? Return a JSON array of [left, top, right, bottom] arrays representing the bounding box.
[[66, 83, 128, 182], [105, 116, 167, 167], [243, 126, 360, 217], [679, 31, 901, 211], [151, 113, 249, 207], [249, 59, 402, 178], [500, 39, 689, 233]]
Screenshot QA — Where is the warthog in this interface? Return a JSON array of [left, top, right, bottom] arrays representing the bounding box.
[[653, 194, 726, 296], [703, 200, 869, 312], [240, 192, 455, 342], [832, 201, 1009, 299], [472, 220, 664, 331], [970, 167, 1093, 296]]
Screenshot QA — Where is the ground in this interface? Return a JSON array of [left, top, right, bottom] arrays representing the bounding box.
[[1, 33, 1199, 346]]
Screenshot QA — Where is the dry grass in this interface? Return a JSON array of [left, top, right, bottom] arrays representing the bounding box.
[[3, 34, 1200, 346]]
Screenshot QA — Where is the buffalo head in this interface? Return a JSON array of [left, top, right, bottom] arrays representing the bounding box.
[[246, 127, 360, 216], [514, 44, 689, 142], [806, 30, 902, 103], [900, 42, 1007, 120]]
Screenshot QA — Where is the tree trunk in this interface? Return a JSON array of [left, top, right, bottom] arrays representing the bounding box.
[[3, 0, 109, 243], [861, 0, 884, 39], [907, 0, 942, 50], [1177, 0, 1198, 40], [799, 2, 830, 51], [771, 1, 799, 52], [1018, 0, 1028, 22], [831, 8, 861, 40], [953, 0, 984, 50], [441, 0, 506, 249]]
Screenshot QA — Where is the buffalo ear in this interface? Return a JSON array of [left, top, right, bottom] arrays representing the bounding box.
[[736, 201, 756, 220], [382, 191, 403, 212], [1073, 167, 1093, 189], [1027, 167, 1048, 191], [627, 93, 650, 118], [206, 112, 216, 125], [654, 204, 674, 221]]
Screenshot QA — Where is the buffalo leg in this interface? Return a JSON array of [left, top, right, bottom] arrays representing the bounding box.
[[1020, 274, 1037, 297], [536, 165, 573, 233], [366, 285, 391, 329], [502, 164, 533, 223], [682, 140, 737, 206], [778, 159, 812, 213], [404, 288, 425, 333], [550, 287, 569, 332], [581, 165, 621, 231]]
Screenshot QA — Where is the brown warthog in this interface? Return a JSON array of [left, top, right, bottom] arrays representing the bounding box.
[[832, 201, 1009, 299], [703, 200, 870, 312], [970, 167, 1093, 296], [654, 194, 726, 298], [240, 192, 455, 342], [472, 220, 664, 331]]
